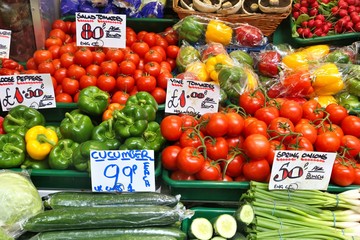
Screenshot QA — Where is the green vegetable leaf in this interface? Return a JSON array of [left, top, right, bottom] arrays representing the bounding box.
[[295, 14, 310, 25]]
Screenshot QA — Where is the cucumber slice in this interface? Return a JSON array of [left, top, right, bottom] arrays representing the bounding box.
[[189, 217, 213, 240], [234, 204, 254, 225], [212, 214, 237, 239], [211, 237, 226, 240]]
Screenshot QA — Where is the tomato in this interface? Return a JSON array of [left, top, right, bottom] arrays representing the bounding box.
[[220, 175, 234, 181], [142, 32, 157, 47], [52, 19, 68, 32], [55, 92, 73, 103], [49, 28, 66, 42], [205, 112, 229, 137], [51, 76, 57, 91], [226, 136, 244, 149], [37, 61, 55, 75], [243, 134, 270, 160], [159, 61, 172, 73], [224, 112, 245, 137], [137, 30, 148, 41], [67, 64, 86, 80], [124, 51, 140, 66], [60, 52, 75, 68], [45, 36, 63, 49], [221, 153, 245, 178], [239, 90, 265, 115], [180, 128, 204, 148], [331, 160, 355, 186], [243, 119, 268, 137], [287, 136, 314, 151], [317, 123, 344, 140], [166, 45, 180, 59], [97, 74, 116, 92], [144, 50, 163, 63], [160, 115, 183, 141], [353, 164, 360, 185], [52, 59, 61, 70], [118, 60, 136, 75], [53, 68, 67, 84], [205, 137, 229, 160], [266, 140, 286, 165], [294, 122, 317, 144], [131, 41, 150, 58], [180, 114, 198, 129], [302, 100, 324, 122], [79, 74, 97, 89], [151, 46, 167, 61], [195, 160, 222, 181], [268, 117, 295, 143], [33, 49, 52, 65], [26, 58, 37, 70], [111, 91, 129, 105], [136, 75, 156, 92], [325, 103, 348, 125], [164, 27, 179, 45], [92, 49, 106, 65], [161, 145, 181, 171], [47, 45, 60, 59], [105, 48, 124, 63], [100, 60, 118, 76], [59, 43, 77, 56], [315, 131, 341, 152], [150, 87, 166, 104], [126, 32, 138, 47], [70, 21, 76, 34], [166, 58, 177, 71], [243, 159, 271, 182], [170, 170, 195, 181], [339, 135, 360, 158], [74, 47, 93, 68], [279, 100, 303, 125], [86, 64, 101, 77], [155, 36, 169, 50], [62, 77, 79, 96], [254, 106, 279, 126], [157, 71, 172, 89], [133, 69, 144, 81], [116, 75, 135, 93], [144, 61, 161, 77], [341, 115, 360, 138], [176, 146, 205, 175]]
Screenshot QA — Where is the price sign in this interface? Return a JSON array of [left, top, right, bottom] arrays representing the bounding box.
[[76, 12, 126, 48], [90, 150, 155, 192], [165, 78, 220, 116], [268, 150, 336, 191], [0, 74, 55, 111], [0, 29, 11, 58]]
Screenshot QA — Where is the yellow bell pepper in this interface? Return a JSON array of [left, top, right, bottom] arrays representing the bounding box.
[[281, 51, 309, 71], [205, 53, 234, 82], [185, 61, 210, 82], [312, 63, 344, 96], [205, 20, 233, 46], [312, 95, 337, 107], [25, 125, 58, 160], [244, 67, 259, 92], [302, 44, 330, 61]]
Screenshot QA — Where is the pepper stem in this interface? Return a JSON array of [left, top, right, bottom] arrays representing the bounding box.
[[62, 141, 73, 158], [37, 134, 56, 146], [65, 112, 76, 123], [115, 112, 134, 125], [4, 114, 25, 126], [3, 143, 24, 154]]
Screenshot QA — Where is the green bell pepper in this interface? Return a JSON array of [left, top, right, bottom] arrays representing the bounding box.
[[91, 118, 121, 150], [0, 133, 26, 168], [21, 155, 49, 169], [346, 78, 360, 97], [113, 105, 148, 139], [324, 50, 350, 64], [119, 137, 147, 150], [176, 45, 201, 73], [218, 66, 247, 102], [175, 16, 205, 43], [336, 92, 360, 112], [48, 139, 79, 170], [3, 105, 45, 137], [77, 86, 110, 116], [142, 121, 166, 152], [59, 112, 94, 143], [126, 91, 158, 122], [72, 140, 109, 172], [47, 125, 63, 140]]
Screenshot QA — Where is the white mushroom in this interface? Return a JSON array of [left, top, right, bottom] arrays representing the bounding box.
[[217, 0, 242, 14], [193, 0, 222, 12]]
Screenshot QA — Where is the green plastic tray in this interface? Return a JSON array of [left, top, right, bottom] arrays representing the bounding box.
[[181, 207, 237, 237]]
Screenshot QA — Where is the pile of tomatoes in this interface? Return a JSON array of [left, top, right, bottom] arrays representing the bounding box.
[[24, 19, 180, 104], [160, 89, 360, 187]]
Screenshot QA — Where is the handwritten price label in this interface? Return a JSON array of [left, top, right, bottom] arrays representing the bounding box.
[[76, 12, 126, 48], [165, 78, 220, 116], [90, 150, 155, 193], [0, 29, 11, 58], [268, 150, 336, 191], [0, 74, 55, 111]]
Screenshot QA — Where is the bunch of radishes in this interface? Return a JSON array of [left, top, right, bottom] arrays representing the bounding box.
[[292, 0, 360, 38]]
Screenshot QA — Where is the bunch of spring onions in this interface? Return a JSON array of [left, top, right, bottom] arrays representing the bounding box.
[[237, 181, 360, 240]]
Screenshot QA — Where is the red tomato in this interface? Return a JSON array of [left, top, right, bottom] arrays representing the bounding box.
[[266, 140, 286, 165], [150, 87, 166, 104], [142, 32, 157, 47], [225, 112, 245, 137], [60, 52, 75, 68], [195, 160, 222, 181], [243, 159, 271, 182], [124, 51, 140, 66], [180, 114, 198, 129], [58, 43, 77, 56], [341, 115, 360, 138], [67, 64, 86, 80], [131, 41, 150, 58], [353, 164, 360, 185], [105, 48, 124, 63], [33, 49, 53, 65], [144, 50, 163, 63], [226, 136, 244, 149], [100, 60, 118, 77], [166, 45, 180, 59], [239, 90, 265, 115], [339, 135, 360, 158], [243, 119, 268, 137], [111, 91, 129, 105], [26, 58, 37, 70], [157, 71, 173, 89], [170, 170, 195, 181], [176, 146, 205, 175], [61, 77, 79, 96], [254, 106, 279, 126], [161, 145, 182, 171], [136, 75, 157, 93], [317, 123, 344, 140], [331, 160, 355, 186], [205, 137, 229, 160], [79, 74, 97, 89], [86, 64, 101, 78], [243, 134, 270, 160], [160, 115, 183, 141], [118, 60, 136, 75], [287, 136, 314, 151], [49, 28, 66, 42], [279, 100, 303, 125], [54, 68, 68, 84], [47, 45, 60, 60], [294, 121, 317, 144], [151, 46, 167, 61], [92, 49, 106, 65], [155, 36, 169, 50], [163, 28, 179, 45], [74, 47, 93, 67], [137, 30, 148, 41], [180, 128, 204, 148], [315, 131, 341, 152], [45, 36, 63, 49], [205, 112, 229, 137], [325, 103, 348, 125], [97, 74, 116, 92], [144, 61, 161, 77], [222, 153, 245, 178], [116, 75, 135, 93], [302, 100, 324, 122], [52, 19, 68, 32], [37, 61, 55, 75], [55, 92, 73, 103], [268, 117, 295, 143]]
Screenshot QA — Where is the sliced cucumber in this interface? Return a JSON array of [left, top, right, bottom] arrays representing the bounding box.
[[189, 217, 213, 240], [234, 204, 254, 225], [212, 214, 237, 239], [211, 237, 226, 240]]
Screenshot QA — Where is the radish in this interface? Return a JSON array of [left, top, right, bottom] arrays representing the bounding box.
[[301, 21, 309, 27], [293, 3, 301, 10], [315, 14, 326, 21], [308, 19, 315, 28], [313, 28, 324, 36], [339, 8, 349, 17], [348, 5, 356, 13], [354, 21, 360, 31], [314, 19, 323, 27], [309, 8, 319, 16], [345, 21, 354, 30], [300, 6, 308, 13], [331, 6, 339, 14], [346, 0, 356, 5], [300, 0, 309, 7], [351, 14, 360, 23], [338, 0, 349, 9], [311, 1, 319, 8]]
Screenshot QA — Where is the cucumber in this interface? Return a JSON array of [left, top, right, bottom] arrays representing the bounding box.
[[43, 191, 179, 209], [90, 236, 177, 240], [212, 214, 237, 239], [211, 237, 226, 240], [234, 203, 254, 232], [188, 217, 213, 240], [230, 232, 247, 240], [29, 227, 186, 240], [24, 205, 183, 232]]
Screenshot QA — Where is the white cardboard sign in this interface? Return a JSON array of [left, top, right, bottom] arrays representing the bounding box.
[[0, 29, 11, 58]]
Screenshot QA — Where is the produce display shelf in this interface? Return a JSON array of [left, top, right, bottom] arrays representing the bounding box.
[[162, 169, 360, 202]]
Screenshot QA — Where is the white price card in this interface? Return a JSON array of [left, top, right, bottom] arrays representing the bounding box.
[[75, 12, 126, 48], [165, 78, 220, 116], [0, 29, 11, 58], [90, 150, 155, 193], [0, 74, 55, 111], [268, 150, 337, 191]]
